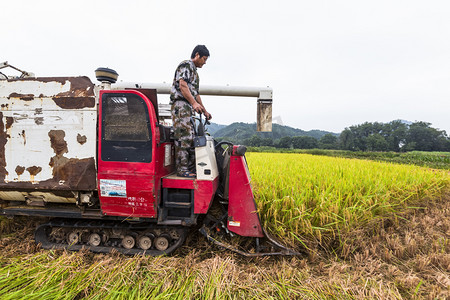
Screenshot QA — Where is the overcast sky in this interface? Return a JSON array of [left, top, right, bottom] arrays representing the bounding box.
[[2, 0, 450, 134]]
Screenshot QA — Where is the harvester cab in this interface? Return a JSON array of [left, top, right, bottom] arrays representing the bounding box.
[[0, 64, 298, 256]]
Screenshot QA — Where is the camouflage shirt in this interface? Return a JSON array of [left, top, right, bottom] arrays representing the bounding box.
[[170, 60, 199, 104]]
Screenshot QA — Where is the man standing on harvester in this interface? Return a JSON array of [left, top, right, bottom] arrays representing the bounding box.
[[170, 45, 212, 178]]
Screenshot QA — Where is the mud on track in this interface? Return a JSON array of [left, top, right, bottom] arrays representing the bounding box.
[[0, 194, 449, 299]]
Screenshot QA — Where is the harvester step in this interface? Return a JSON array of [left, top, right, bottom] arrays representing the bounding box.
[[157, 220, 183, 225], [164, 201, 192, 208]]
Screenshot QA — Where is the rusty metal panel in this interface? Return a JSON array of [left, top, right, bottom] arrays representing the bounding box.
[[0, 77, 97, 193], [257, 100, 272, 132], [0, 191, 76, 203], [0, 191, 26, 201]]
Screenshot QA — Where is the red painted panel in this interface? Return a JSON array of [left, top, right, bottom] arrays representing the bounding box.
[[227, 150, 264, 237], [97, 90, 158, 218], [194, 177, 219, 214], [162, 177, 195, 189], [153, 141, 175, 211], [98, 173, 156, 217], [162, 176, 219, 214]]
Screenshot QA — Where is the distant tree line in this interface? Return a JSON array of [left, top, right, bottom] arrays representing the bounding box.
[[241, 121, 450, 152], [340, 121, 450, 152]]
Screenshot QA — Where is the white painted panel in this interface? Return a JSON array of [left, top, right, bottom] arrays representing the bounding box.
[[0, 80, 71, 98], [195, 136, 219, 181], [3, 109, 96, 182]]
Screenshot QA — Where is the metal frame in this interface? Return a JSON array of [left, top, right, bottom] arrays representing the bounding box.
[[113, 82, 273, 132], [0, 61, 34, 78]]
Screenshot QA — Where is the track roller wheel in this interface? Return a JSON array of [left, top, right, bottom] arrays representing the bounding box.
[[137, 235, 152, 250], [154, 234, 170, 251], [88, 233, 102, 247], [67, 232, 79, 245], [34, 219, 188, 256], [170, 229, 181, 240], [122, 235, 135, 249]]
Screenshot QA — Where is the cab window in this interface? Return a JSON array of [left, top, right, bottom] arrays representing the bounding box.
[[101, 93, 152, 162]]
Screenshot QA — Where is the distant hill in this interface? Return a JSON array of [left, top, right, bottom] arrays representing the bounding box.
[[210, 122, 337, 141], [205, 122, 227, 135]]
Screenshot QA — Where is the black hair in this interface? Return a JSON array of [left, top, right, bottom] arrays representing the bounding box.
[[191, 45, 210, 59]]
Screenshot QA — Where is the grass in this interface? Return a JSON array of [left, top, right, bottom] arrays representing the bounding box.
[[1, 205, 449, 300], [0, 250, 343, 299], [0, 250, 417, 299]]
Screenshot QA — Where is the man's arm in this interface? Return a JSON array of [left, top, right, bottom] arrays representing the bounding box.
[[194, 95, 212, 120], [179, 79, 203, 113], [179, 79, 211, 119]]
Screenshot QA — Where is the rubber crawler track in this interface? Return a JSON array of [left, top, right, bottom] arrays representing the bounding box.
[[35, 218, 188, 256]]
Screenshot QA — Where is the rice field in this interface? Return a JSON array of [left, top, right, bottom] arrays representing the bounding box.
[[247, 153, 449, 250], [0, 152, 449, 299], [248, 148, 450, 170]]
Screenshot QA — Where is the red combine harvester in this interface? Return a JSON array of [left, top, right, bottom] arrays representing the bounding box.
[[0, 63, 296, 256]]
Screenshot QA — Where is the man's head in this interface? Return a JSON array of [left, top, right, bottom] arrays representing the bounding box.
[[191, 45, 210, 68]]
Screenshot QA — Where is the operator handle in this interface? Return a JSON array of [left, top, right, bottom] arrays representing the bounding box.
[[191, 113, 210, 137], [197, 113, 211, 125]]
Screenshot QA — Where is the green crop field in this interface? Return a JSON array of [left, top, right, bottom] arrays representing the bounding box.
[[248, 148, 450, 170], [0, 153, 449, 299], [247, 153, 450, 251]]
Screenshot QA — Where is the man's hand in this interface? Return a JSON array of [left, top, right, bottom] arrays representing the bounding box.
[[192, 102, 203, 114], [179, 79, 210, 117], [204, 111, 212, 120]]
